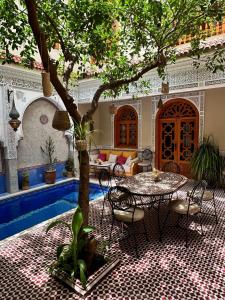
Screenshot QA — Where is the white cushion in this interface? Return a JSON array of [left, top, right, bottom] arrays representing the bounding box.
[[202, 190, 214, 201], [129, 157, 139, 165], [90, 154, 98, 162], [123, 164, 131, 173], [108, 154, 117, 163], [125, 156, 132, 166], [169, 199, 200, 215], [114, 207, 144, 223]]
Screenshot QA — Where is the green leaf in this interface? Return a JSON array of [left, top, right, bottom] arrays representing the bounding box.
[[71, 206, 83, 241], [82, 226, 95, 234], [78, 259, 87, 289], [56, 244, 69, 259], [46, 220, 71, 234]]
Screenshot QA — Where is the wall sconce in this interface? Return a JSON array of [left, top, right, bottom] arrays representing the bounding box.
[[157, 96, 164, 109], [8, 89, 21, 131]]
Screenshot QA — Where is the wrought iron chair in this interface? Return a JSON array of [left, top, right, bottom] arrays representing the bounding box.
[[98, 168, 112, 225], [165, 180, 207, 247], [139, 148, 153, 172], [162, 161, 181, 174], [107, 186, 149, 258], [113, 163, 126, 185]]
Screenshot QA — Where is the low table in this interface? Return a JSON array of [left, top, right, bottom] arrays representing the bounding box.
[[90, 162, 111, 177]]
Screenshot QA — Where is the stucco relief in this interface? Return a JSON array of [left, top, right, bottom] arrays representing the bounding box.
[[151, 91, 205, 152], [17, 99, 69, 169]]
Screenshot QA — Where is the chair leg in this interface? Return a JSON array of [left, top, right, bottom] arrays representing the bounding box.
[[185, 215, 189, 248], [212, 197, 218, 224], [157, 198, 162, 241], [108, 217, 115, 248], [142, 219, 149, 242], [100, 196, 106, 225]]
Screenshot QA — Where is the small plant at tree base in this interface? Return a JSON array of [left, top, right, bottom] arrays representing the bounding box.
[[191, 136, 224, 186], [65, 157, 75, 172], [46, 206, 106, 288], [41, 136, 57, 171]]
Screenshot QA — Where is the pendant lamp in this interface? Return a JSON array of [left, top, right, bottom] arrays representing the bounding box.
[[157, 96, 164, 109], [52, 110, 71, 131], [42, 71, 52, 97], [9, 98, 21, 131], [161, 82, 169, 94]]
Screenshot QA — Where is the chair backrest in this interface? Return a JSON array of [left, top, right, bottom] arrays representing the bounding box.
[[162, 161, 181, 174], [187, 180, 207, 207], [113, 163, 126, 183], [142, 148, 153, 162], [108, 186, 134, 211], [98, 168, 111, 193]]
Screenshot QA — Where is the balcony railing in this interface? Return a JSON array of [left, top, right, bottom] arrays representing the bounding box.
[[178, 18, 225, 45]]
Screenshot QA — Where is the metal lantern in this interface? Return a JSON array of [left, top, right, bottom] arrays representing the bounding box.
[[8, 98, 21, 131], [42, 71, 52, 97], [157, 96, 164, 109], [161, 82, 169, 94], [109, 104, 117, 114], [52, 110, 71, 131]]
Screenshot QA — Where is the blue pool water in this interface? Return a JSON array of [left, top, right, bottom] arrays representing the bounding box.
[[0, 180, 106, 241]]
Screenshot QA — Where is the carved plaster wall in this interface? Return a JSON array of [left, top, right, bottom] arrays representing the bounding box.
[[17, 99, 69, 169], [151, 91, 205, 152]]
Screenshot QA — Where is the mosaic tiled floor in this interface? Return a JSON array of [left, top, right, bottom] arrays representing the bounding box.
[[0, 182, 224, 300]]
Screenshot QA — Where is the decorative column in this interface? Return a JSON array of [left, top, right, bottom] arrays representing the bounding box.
[[2, 86, 19, 193]]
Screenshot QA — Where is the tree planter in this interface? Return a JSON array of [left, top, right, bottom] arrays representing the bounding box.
[[51, 257, 120, 297], [45, 170, 56, 184], [76, 140, 87, 151]]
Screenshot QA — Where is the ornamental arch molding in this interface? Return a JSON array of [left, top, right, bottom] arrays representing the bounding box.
[[151, 91, 205, 152]]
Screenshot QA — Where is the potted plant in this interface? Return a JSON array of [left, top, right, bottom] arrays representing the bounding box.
[[46, 206, 119, 296], [41, 136, 57, 184], [21, 171, 30, 190], [73, 121, 96, 152], [64, 157, 75, 177], [191, 136, 224, 186]]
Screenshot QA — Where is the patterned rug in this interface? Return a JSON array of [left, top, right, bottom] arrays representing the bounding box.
[[0, 181, 224, 300]]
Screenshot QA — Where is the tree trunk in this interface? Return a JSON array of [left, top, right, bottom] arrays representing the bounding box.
[[78, 150, 90, 226]]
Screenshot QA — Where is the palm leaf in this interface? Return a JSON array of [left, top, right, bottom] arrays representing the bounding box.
[[46, 220, 71, 234]]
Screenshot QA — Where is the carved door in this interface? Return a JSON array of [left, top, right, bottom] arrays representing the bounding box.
[[157, 100, 199, 177]]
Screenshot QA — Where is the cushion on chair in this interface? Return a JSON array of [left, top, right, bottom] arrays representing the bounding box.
[[100, 150, 110, 160], [125, 156, 132, 166], [98, 153, 106, 161], [169, 199, 200, 215], [108, 154, 117, 163], [117, 156, 127, 165], [114, 207, 144, 223], [111, 150, 123, 156], [123, 151, 137, 159], [202, 190, 214, 201], [123, 164, 131, 173]]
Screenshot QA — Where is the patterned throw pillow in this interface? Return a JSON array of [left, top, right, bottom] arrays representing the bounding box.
[[117, 156, 127, 165], [125, 155, 132, 166], [108, 154, 117, 163], [98, 153, 106, 162]]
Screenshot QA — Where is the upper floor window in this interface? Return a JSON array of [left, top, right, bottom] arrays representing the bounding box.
[[114, 105, 138, 148]]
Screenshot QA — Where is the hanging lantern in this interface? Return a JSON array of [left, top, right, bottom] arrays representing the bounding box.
[[109, 104, 117, 114], [8, 98, 21, 131], [42, 71, 52, 97], [52, 110, 71, 131], [161, 82, 169, 94], [157, 96, 164, 109]]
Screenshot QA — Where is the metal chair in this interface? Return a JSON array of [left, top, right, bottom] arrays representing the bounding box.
[[113, 163, 126, 185], [139, 148, 153, 172], [165, 180, 207, 247], [107, 185, 149, 258], [162, 161, 181, 174], [98, 168, 112, 225]]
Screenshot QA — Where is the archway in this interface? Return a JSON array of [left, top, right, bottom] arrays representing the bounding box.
[[114, 105, 138, 149], [156, 98, 199, 177]]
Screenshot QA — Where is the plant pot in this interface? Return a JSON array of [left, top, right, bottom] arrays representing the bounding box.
[[51, 257, 120, 297], [75, 140, 87, 151], [66, 171, 74, 178], [45, 170, 56, 184], [22, 184, 29, 190]]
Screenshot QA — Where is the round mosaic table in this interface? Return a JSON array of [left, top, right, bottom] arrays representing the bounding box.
[[120, 171, 188, 240]]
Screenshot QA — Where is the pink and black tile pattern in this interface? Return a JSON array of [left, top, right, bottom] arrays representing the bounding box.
[[0, 181, 225, 300]]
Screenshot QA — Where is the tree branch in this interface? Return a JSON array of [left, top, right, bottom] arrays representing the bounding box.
[[24, 0, 81, 123]]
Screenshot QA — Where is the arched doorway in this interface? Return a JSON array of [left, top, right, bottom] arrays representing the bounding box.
[[114, 105, 138, 149], [156, 98, 199, 177]]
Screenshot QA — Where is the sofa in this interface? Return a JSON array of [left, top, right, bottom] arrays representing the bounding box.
[[90, 149, 139, 176]]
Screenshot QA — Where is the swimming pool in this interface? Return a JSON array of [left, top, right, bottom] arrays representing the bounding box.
[[0, 180, 105, 241]]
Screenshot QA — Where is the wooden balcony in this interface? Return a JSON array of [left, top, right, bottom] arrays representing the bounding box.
[[178, 18, 225, 45]]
